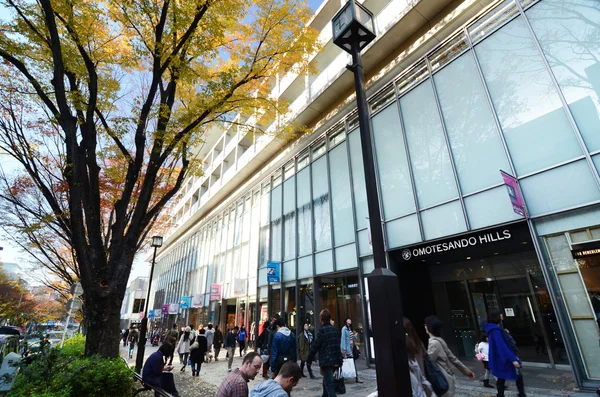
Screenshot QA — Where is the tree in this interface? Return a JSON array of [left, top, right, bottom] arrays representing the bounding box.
[[0, 0, 318, 357]]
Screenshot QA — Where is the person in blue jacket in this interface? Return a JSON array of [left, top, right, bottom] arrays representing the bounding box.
[[142, 343, 180, 397], [270, 317, 297, 377], [484, 309, 526, 397]]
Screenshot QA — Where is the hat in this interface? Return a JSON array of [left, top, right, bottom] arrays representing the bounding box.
[[185, 326, 191, 332]]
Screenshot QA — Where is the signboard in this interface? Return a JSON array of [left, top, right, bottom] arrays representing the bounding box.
[[210, 284, 222, 301], [138, 311, 145, 320], [66, 298, 82, 311], [161, 304, 169, 315], [192, 293, 204, 308], [234, 278, 247, 296], [46, 321, 55, 326], [180, 296, 191, 310], [500, 170, 526, 217], [153, 309, 162, 318], [147, 310, 154, 319], [504, 308, 515, 317], [400, 229, 512, 261], [168, 303, 179, 315], [70, 282, 83, 297], [267, 261, 281, 283], [571, 240, 600, 259]]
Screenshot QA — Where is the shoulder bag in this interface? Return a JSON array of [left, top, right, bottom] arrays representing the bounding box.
[[423, 351, 449, 396], [190, 337, 199, 351]]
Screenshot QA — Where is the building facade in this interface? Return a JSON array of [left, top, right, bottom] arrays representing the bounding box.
[[120, 277, 148, 329], [148, 0, 600, 388]]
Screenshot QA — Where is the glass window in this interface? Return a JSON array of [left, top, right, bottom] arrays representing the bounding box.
[[335, 244, 357, 271], [284, 161, 295, 180], [475, 16, 582, 175], [297, 168, 312, 256], [329, 126, 346, 147], [298, 255, 313, 279], [315, 250, 333, 275], [298, 151, 309, 171], [401, 81, 459, 208], [520, 160, 600, 216], [348, 129, 368, 229], [312, 156, 332, 251], [283, 260, 296, 282], [421, 201, 467, 240], [329, 143, 355, 246], [594, 154, 600, 175], [385, 215, 421, 249], [369, 85, 396, 113], [312, 139, 326, 160], [357, 229, 372, 256], [464, 186, 522, 229], [527, 0, 600, 152], [270, 185, 282, 261], [283, 177, 296, 260], [372, 105, 416, 218], [434, 52, 511, 194]]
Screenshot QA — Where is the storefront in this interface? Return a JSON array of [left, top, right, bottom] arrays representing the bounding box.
[[390, 222, 567, 367]]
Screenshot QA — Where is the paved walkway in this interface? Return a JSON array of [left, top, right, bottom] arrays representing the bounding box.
[[121, 343, 596, 397]]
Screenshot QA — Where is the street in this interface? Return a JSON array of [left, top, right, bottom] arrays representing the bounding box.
[[121, 343, 595, 397]]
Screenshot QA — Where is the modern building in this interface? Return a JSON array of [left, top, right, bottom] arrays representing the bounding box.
[[147, 0, 600, 388], [120, 277, 148, 329]]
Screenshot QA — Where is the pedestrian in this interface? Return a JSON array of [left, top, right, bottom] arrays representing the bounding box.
[[225, 327, 237, 372], [189, 324, 197, 340], [475, 333, 495, 389], [404, 317, 432, 397], [298, 323, 315, 379], [128, 324, 139, 359], [340, 318, 362, 383], [168, 323, 180, 341], [216, 351, 263, 397], [308, 309, 343, 397], [238, 325, 248, 356], [214, 325, 224, 361], [425, 315, 474, 397], [250, 361, 302, 397], [122, 328, 129, 347], [484, 309, 526, 397], [205, 324, 215, 361], [176, 326, 192, 372], [190, 328, 208, 377], [257, 320, 271, 379], [270, 317, 297, 378], [142, 343, 180, 397]]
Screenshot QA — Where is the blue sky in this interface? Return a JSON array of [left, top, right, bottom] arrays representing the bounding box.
[[308, 0, 326, 11]]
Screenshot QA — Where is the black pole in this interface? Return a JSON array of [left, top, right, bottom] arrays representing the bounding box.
[[135, 245, 158, 373], [349, 41, 411, 396]]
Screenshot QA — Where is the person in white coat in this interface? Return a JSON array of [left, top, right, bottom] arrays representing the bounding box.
[[176, 326, 193, 372]]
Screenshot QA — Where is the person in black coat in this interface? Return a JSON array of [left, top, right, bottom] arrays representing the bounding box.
[[190, 328, 208, 377]]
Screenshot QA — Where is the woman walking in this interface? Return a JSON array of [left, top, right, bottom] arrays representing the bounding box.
[[475, 333, 495, 389], [176, 326, 192, 372], [341, 318, 362, 383], [425, 315, 474, 397], [297, 323, 315, 379], [405, 317, 432, 397], [213, 325, 223, 361], [190, 328, 208, 377], [484, 309, 526, 397]]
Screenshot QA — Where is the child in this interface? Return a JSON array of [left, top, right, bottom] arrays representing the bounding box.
[[475, 333, 494, 389]]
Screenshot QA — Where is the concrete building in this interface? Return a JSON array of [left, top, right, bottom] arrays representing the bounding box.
[[120, 277, 148, 329], [147, 0, 600, 389]]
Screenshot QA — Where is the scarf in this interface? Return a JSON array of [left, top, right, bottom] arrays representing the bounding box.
[[304, 330, 312, 344]]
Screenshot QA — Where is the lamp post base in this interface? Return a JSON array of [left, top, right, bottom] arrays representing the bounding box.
[[367, 267, 411, 396]]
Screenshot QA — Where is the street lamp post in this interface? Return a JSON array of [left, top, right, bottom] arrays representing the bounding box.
[[135, 235, 163, 374], [332, 2, 411, 395]]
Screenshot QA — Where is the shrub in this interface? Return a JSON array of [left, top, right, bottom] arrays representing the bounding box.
[[8, 337, 134, 397]]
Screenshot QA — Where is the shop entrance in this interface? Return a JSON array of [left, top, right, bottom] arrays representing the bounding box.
[[390, 222, 567, 366]]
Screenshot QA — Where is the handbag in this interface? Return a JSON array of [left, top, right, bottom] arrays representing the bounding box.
[[476, 352, 485, 361], [190, 337, 199, 351], [423, 352, 449, 396], [341, 358, 356, 379], [334, 368, 346, 394], [352, 343, 361, 359]]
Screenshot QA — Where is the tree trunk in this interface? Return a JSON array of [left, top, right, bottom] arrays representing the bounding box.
[[84, 294, 122, 357]]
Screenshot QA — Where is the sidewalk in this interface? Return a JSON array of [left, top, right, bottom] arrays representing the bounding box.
[[122, 343, 596, 397]]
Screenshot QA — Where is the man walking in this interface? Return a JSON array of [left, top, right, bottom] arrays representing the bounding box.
[[127, 324, 139, 359], [225, 327, 237, 372], [216, 352, 263, 397], [250, 361, 302, 397], [214, 325, 224, 361], [206, 324, 215, 361], [308, 309, 342, 397], [270, 318, 297, 377]]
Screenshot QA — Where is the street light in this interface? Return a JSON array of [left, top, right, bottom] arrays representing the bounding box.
[[332, 2, 411, 395], [135, 235, 163, 373]]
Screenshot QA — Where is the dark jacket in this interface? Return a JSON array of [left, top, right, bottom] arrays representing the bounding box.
[[190, 335, 208, 364], [270, 327, 297, 372], [267, 326, 276, 355], [142, 351, 165, 386], [213, 329, 224, 348], [484, 323, 520, 380], [224, 330, 236, 348], [298, 330, 313, 361], [308, 323, 342, 369]]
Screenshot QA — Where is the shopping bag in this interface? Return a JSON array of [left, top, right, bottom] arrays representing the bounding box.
[[334, 368, 346, 395], [341, 358, 356, 379], [423, 353, 449, 396]]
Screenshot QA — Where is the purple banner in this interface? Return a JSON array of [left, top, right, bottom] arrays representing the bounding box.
[[161, 304, 169, 315], [500, 170, 526, 217]]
